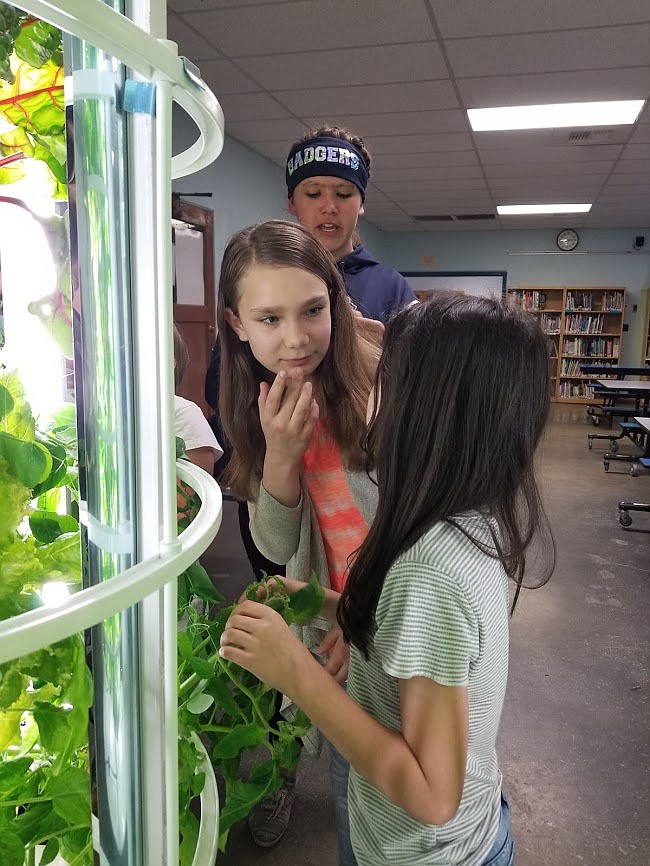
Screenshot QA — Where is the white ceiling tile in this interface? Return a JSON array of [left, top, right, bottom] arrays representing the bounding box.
[[596, 176, 643, 188], [249, 141, 292, 160], [587, 217, 650, 226], [303, 110, 466, 138], [278, 80, 459, 117], [499, 217, 588, 229], [474, 131, 634, 155], [394, 199, 493, 211], [364, 183, 393, 203], [622, 143, 650, 159], [368, 133, 474, 153], [457, 67, 650, 109], [484, 162, 613, 178], [167, 12, 219, 60], [366, 221, 416, 231], [393, 221, 499, 231], [377, 166, 485, 186], [238, 42, 449, 90], [490, 186, 604, 198], [598, 185, 650, 198], [610, 159, 650, 173], [218, 91, 292, 121], [445, 25, 650, 77], [372, 151, 478, 169], [401, 190, 494, 201], [478, 145, 624, 165], [365, 206, 411, 220], [182, 0, 435, 57], [589, 209, 650, 220], [225, 118, 308, 142], [628, 123, 650, 143], [390, 179, 490, 194], [473, 130, 583, 151], [391, 198, 493, 211], [374, 164, 484, 183], [407, 206, 496, 216], [193, 58, 261, 94], [432, 0, 650, 38]]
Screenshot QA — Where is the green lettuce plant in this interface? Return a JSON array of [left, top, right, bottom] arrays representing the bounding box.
[[175, 552, 323, 858], [0, 372, 92, 866]]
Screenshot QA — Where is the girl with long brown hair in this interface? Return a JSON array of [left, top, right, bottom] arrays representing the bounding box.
[[217, 219, 378, 858]]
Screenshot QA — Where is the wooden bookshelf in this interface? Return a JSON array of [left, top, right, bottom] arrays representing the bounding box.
[[645, 288, 650, 367], [508, 286, 626, 403]]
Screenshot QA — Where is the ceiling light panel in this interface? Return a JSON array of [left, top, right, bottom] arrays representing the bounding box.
[[497, 204, 592, 215], [468, 100, 645, 131]]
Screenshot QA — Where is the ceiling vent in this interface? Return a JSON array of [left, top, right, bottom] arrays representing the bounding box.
[[549, 127, 629, 146], [413, 214, 495, 222]]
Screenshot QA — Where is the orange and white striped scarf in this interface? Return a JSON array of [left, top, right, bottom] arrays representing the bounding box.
[[301, 421, 369, 593]]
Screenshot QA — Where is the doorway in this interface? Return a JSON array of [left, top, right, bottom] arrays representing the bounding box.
[[172, 196, 215, 416]]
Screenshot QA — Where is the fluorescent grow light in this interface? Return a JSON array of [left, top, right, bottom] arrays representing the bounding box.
[[497, 204, 592, 215], [468, 100, 645, 131]]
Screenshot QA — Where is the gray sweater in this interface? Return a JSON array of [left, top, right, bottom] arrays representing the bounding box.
[[248, 471, 378, 751]]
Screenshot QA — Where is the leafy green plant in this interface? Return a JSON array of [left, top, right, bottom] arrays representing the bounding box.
[[174, 495, 324, 858], [0, 372, 92, 866], [0, 8, 65, 197]]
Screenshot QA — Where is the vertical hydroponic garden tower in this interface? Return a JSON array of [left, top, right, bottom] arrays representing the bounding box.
[[0, 2, 225, 864]]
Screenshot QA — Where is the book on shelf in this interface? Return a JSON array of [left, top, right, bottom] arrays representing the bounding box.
[[565, 291, 592, 311], [564, 313, 604, 334], [558, 381, 596, 399], [541, 313, 561, 334], [511, 290, 547, 311], [562, 336, 619, 356], [602, 291, 624, 311], [565, 290, 625, 312]]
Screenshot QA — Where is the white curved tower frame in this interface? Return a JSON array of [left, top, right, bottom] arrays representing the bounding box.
[[0, 2, 225, 864]]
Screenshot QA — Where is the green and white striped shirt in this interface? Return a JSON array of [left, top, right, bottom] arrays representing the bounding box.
[[347, 513, 509, 866]]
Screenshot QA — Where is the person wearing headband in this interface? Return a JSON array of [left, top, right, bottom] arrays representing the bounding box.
[[286, 125, 416, 332], [244, 129, 416, 860]]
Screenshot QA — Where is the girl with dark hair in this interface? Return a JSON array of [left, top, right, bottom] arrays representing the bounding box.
[[220, 293, 555, 866], [217, 219, 379, 856]]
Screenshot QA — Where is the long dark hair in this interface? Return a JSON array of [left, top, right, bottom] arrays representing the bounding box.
[[217, 220, 378, 501], [338, 293, 555, 655]]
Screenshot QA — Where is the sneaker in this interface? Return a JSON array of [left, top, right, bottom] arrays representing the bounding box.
[[248, 781, 296, 848]]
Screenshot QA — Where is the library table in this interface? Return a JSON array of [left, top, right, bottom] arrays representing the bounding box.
[[618, 416, 650, 526], [580, 364, 650, 378], [596, 379, 650, 419], [585, 370, 650, 443]]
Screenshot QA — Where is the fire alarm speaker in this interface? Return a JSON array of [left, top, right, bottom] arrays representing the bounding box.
[[634, 236, 645, 248]]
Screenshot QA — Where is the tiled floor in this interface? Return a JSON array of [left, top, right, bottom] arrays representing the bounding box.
[[202, 405, 650, 866]]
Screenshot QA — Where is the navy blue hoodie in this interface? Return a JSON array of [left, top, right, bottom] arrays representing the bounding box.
[[337, 243, 416, 324]]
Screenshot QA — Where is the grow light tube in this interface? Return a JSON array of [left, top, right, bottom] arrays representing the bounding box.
[[0, 190, 63, 421]]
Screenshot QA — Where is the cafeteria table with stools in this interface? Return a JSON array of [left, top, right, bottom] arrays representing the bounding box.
[[618, 416, 650, 527]]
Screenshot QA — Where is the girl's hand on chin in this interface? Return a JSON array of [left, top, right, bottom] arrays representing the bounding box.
[[219, 601, 313, 696], [259, 369, 319, 462]]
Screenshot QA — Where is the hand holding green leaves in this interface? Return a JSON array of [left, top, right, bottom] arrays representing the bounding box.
[[176, 572, 323, 856], [220, 600, 317, 697]]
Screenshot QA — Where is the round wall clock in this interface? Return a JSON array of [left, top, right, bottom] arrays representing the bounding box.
[[556, 228, 579, 251]]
